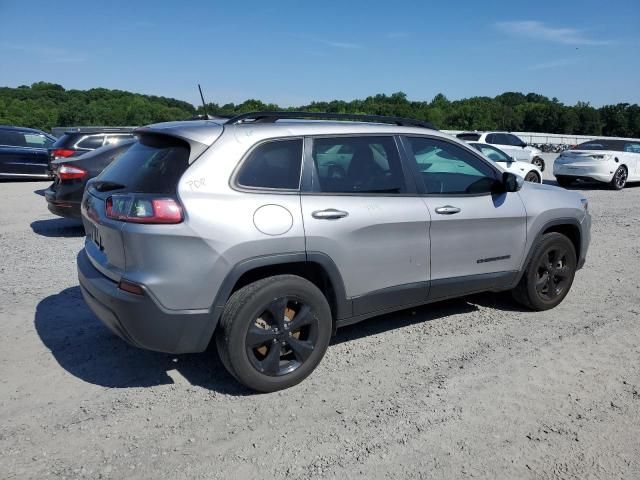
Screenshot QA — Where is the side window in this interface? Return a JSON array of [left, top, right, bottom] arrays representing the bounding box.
[[77, 135, 105, 149], [23, 133, 48, 148], [312, 136, 405, 194], [0, 130, 27, 147], [485, 133, 496, 144], [507, 134, 524, 146], [624, 143, 640, 153], [492, 134, 509, 145], [236, 138, 303, 190], [405, 136, 497, 195]]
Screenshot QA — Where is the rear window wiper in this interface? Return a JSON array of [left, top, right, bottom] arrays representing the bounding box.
[[93, 180, 126, 192]]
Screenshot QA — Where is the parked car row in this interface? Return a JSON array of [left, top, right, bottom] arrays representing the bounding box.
[[456, 131, 546, 170], [10, 114, 640, 392]]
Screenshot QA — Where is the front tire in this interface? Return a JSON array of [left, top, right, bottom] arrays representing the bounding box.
[[610, 166, 627, 190], [216, 275, 332, 392], [524, 171, 541, 183], [512, 232, 577, 311]]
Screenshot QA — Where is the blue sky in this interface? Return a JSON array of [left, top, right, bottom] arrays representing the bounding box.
[[1, 0, 638, 106]]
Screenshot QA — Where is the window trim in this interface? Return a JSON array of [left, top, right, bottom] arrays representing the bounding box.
[[399, 135, 502, 197], [301, 134, 418, 196], [230, 136, 305, 194]]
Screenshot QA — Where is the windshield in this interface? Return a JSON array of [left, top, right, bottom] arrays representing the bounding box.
[[470, 143, 510, 162]]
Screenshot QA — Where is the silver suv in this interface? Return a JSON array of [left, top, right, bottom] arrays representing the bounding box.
[[77, 112, 591, 392]]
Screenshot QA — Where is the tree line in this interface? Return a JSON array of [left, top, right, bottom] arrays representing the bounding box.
[[1, 82, 639, 138]]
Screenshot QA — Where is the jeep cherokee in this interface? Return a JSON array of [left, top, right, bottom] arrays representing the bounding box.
[[77, 112, 591, 392]]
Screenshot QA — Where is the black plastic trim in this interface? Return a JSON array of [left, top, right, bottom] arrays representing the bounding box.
[[211, 251, 351, 321], [352, 281, 428, 316], [514, 217, 584, 285]]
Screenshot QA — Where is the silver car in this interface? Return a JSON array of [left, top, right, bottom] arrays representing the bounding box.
[[77, 112, 591, 392]]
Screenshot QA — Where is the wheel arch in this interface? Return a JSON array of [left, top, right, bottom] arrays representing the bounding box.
[[211, 252, 350, 335], [514, 218, 582, 285]]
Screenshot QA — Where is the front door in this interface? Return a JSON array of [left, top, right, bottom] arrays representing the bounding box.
[[301, 135, 430, 317], [401, 135, 527, 300]]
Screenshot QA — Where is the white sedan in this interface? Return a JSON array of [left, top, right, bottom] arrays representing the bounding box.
[[554, 139, 640, 190], [468, 142, 542, 183]]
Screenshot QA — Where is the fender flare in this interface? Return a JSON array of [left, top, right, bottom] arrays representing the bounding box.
[[209, 251, 351, 326], [513, 217, 582, 286]]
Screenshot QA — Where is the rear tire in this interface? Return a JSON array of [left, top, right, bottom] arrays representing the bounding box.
[[532, 157, 545, 170], [512, 232, 577, 311], [216, 275, 332, 392], [556, 176, 573, 188], [610, 166, 627, 190]]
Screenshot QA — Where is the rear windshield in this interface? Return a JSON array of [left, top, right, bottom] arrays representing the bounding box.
[[574, 140, 624, 151], [456, 133, 481, 141], [96, 135, 189, 194]]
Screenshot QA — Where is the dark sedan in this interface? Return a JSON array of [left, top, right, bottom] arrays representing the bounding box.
[[0, 125, 56, 179], [45, 139, 134, 218]]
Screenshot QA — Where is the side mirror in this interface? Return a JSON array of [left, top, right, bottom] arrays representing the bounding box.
[[508, 156, 516, 162], [521, 143, 527, 148], [502, 172, 522, 192]]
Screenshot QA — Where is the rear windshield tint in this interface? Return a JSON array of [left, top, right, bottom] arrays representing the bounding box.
[[96, 135, 189, 194], [575, 140, 625, 151], [456, 133, 481, 141]]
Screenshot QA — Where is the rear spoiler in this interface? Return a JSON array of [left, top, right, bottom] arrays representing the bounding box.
[[134, 122, 224, 163]]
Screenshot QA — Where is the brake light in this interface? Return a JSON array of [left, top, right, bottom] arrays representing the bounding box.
[[51, 148, 75, 159], [106, 195, 183, 224], [57, 164, 87, 181]]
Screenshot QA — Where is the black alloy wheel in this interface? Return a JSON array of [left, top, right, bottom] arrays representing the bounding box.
[[534, 245, 573, 302], [246, 296, 319, 377]]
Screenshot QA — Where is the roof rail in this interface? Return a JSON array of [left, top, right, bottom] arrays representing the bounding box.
[[224, 111, 437, 130]]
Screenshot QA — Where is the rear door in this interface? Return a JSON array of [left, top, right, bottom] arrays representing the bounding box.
[[300, 135, 430, 317], [401, 135, 527, 300]]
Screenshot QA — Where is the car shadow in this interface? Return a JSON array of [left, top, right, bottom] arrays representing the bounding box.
[[545, 179, 639, 191], [333, 291, 527, 344], [35, 287, 527, 393], [31, 218, 85, 238], [34, 188, 46, 197], [34, 286, 250, 395]]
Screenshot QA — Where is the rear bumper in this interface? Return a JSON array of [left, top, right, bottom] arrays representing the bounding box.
[[553, 163, 613, 183], [77, 249, 216, 354], [45, 186, 82, 218]]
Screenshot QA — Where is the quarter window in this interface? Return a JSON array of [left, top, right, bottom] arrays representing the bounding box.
[[237, 139, 303, 190], [311, 136, 405, 194], [77, 135, 105, 149], [405, 136, 497, 194]]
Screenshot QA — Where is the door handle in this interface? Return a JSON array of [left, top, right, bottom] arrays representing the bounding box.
[[311, 208, 349, 220], [435, 205, 461, 215]]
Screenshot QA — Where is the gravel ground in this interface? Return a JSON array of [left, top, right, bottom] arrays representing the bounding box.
[[1, 156, 639, 479]]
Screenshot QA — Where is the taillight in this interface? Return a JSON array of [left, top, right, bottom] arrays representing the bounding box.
[[51, 148, 75, 159], [57, 164, 87, 181], [106, 195, 183, 224]]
